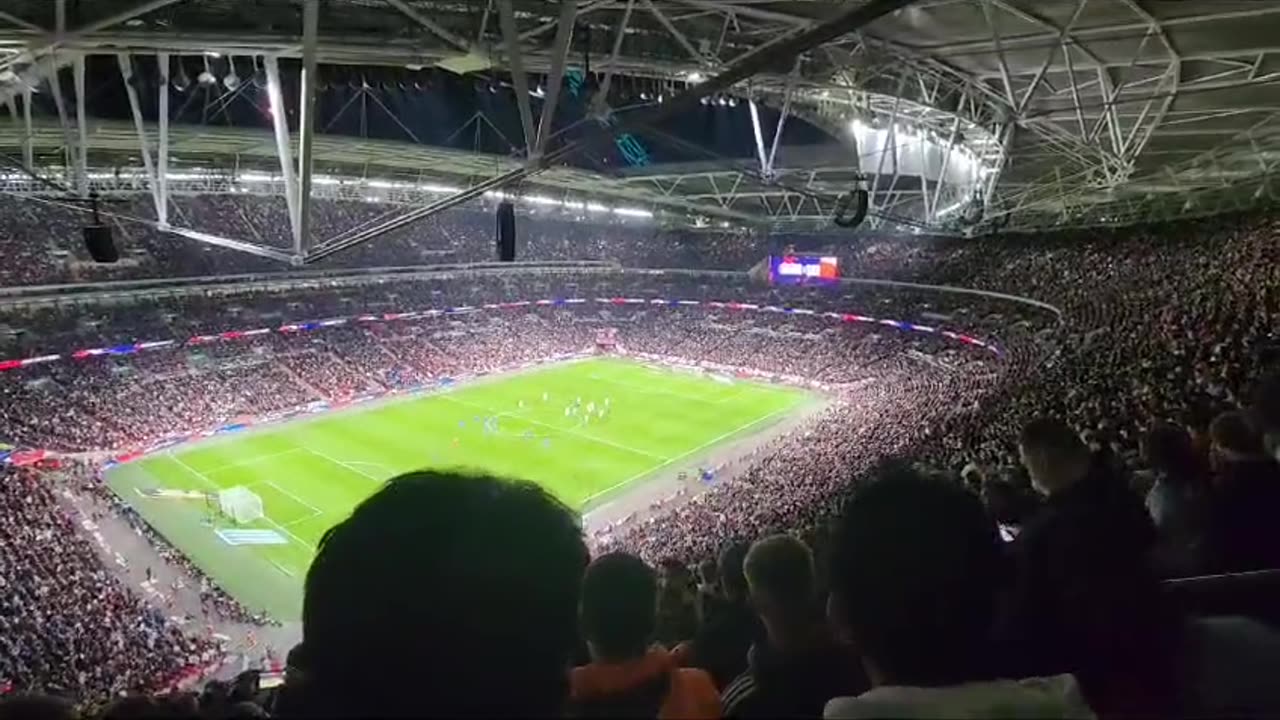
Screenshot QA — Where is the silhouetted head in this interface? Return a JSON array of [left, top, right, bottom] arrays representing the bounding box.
[[302, 470, 588, 717], [580, 552, 657, 662], [828, 464, 1001, 687]]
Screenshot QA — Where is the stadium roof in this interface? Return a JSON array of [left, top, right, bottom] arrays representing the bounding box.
[[0, 0, 1278, 259]]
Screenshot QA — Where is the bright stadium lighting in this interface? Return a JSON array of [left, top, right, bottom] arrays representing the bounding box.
[[586, 202, 608, 213], [685, 71, 705, 83], [613, 207, 653, 218]]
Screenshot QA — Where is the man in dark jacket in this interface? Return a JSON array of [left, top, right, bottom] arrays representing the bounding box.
[[1006, 417, 1176, 717], [1206, 411, 1280, 572], [721, 535, 865, 719], [675, 543, 762, 690]]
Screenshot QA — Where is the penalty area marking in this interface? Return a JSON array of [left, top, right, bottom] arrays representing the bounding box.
[[301, 445, 389, 485], [164, 453, 317, 552], [580, 403, 799, 508], [201, 448, 307, 475], [269, 560, 298, 578]]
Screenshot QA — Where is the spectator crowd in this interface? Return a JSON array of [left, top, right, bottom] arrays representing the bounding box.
[[0, 199, 1279, 717]]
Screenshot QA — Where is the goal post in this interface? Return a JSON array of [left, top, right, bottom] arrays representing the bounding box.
[[218, 486, 265, 525]]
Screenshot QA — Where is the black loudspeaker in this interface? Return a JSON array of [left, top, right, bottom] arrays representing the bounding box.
[[832, 189, 869, 229], [496, 201, 516, 262], [83, 223, 119, 263]]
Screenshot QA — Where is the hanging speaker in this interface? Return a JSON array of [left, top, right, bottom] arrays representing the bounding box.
[[496, 201, 516, 262], [832, 189, 869, 228], [83, 224, 119, 263]]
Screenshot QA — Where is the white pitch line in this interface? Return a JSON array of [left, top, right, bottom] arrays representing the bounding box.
[[202, 448, 306, 475], [263, 480, 325, 518], [282, 509, 323, 528], [580, 404, 797, 507], [439, 395, 666, 461], [586, 373, 724, 404], [302, 445, 386, 484], [166, 454, 316, 551]]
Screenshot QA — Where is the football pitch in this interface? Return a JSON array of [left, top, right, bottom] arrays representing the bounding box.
[[106, 357, 814, 619]]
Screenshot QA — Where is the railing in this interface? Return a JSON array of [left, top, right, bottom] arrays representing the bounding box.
[[1163, 569, 1280, 627], [0, 261, 621, 309]]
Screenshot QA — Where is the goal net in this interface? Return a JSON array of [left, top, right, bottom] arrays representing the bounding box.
[[218, 486, 264, 525]]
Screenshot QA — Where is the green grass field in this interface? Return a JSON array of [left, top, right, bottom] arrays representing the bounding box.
[[106, 357, 812, 619]]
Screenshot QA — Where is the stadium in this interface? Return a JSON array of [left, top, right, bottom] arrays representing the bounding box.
[[0, 0, 1278, 716]]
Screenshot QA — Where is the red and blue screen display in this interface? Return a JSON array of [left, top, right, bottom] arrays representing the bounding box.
[[769, 255, 840, 285]]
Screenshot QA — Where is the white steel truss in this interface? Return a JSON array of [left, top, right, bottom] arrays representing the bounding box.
[[0, 0, 1274, 251]]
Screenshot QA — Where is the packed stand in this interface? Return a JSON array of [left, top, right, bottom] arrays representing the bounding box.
[[26, 461, 1270, 719], [0, 467, 221, 706], [2, 209, 1280, 715], [0, 193, 766, 286]]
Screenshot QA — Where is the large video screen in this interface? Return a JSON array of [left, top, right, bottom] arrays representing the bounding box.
[[768, 254, 840, 285]]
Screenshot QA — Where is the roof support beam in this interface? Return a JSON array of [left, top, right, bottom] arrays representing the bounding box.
[[533, 0, 577, 158], [296, 0, 320, 258], [382, 0, 470, 54], [0, 10, 41, 32], [921, 4, 1280, 55], [72, 54, 89, 195], [978, 0, 1018, 109], [162, 225, 296, 263], [592, 0, 637, 112], [930, 115, 962, 221], [747, 99, 770, 178], [262, 55, 301, 248], [644, 0, 711, 67], [157, 52, 170, 225], [21, 88, 32, 170], [304, 0, 917, 262], [1016, 0, 1088, 116], [0, 0, 188, 73], [46, 56, 76, 178], [867, 75, 908, 228], [766, 66, 799, 178], [116, 53, 162, 215], [496, 0, 538, 154]]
